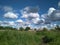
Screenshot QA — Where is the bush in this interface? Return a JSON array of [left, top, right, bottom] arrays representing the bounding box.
[[55, 25, 60, 31], [25, 27, 30, 31], [42, 28, 48, 31], [42, 36, 53, 43], [19, 27, 24, 31]]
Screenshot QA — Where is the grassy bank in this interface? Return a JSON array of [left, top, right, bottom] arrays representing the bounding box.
[[0, 30, 60, 45]]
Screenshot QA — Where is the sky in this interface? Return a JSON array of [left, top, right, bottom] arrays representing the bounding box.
[[0, 0, 60, 29]]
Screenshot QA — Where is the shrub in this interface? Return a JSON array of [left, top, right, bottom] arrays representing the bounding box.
[[42, 28, 48, 31], [19, 27, 24, 31], [25, 27, 30, 31], [42, 36, 53, 43], [55, 25, 60, 31]]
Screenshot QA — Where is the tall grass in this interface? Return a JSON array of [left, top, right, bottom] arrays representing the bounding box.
[[0, 30, 60, 45]]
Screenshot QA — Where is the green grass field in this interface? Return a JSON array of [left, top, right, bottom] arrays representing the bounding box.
[[0, 30, 60, 45]]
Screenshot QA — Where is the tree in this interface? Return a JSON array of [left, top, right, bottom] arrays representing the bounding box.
[[42, 28, 48, 31], [34, 28, 37, 31], [19, 27, 24, 31], [25, 27, 30, 31], [55, 25, 60, 31], [0, 26, 4, 30]]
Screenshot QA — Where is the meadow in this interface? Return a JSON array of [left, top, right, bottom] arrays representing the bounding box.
[[0, 29, 60, 45]]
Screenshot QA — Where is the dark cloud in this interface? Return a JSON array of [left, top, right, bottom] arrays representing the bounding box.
[[42, 9, 60, 24], [49, 10, 60, 21], [23, 6, 39, 13]]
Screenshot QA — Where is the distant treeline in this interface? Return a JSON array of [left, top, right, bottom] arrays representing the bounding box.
[[0, 26, 17, 30], [0, 25, 60, 31]]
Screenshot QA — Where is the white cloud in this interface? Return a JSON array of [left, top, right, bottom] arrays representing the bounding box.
[[21, 13, 39, 19], [21, 6, 41, 25], [16, 19, 24, 28], [32, 18, 45, 25], [41, 7, 60, 23], [4, 12, 18, 19], [1, 5, 60, 29], [16, 19, 23, 23], [16, 19, 31, 26], [21, 7, 40, 18], [29, 13, 39, 18], [0, 21, 15, 26], [32, 18, 40, 24], [21, 6, 40, 18], [48, 7, 56, 15], [55, 13, 60, 17], [16, 19, 32, 29], [8, 21, 15, 26]]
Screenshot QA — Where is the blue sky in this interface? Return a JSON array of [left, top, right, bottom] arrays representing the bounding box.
[[0, 0, 60, 29]]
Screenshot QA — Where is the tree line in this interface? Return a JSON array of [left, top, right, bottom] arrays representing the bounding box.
[[0, 25, 60, 31]]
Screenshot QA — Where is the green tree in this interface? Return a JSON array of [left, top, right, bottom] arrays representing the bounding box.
[[55, 25, 60, 31], [19, 27, 24, 31], [34, 28, 37, 31], [0, 26, 4, 30], [42, 28, 48, 31], [25, 27, 30, 31]]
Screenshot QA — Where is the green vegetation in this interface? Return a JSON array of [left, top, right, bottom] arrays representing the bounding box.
[[19, 27, 24, 31], [0, 25, 60, 45], [25, 27, 31, 31]]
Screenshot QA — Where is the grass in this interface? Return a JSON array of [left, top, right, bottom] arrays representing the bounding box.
[[0, 30, 60, 45]]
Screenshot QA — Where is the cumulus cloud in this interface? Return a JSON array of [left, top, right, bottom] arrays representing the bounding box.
[[41, 14, 51, 24], [32, 18, 40, 24], [41, 7, 60, 24], [16, 19, 23, 23], [15, 19, 24, 29], [8, 21, 15, 26], [0, 21, 15, 26], [32, 18, 45, 25], [0, 20, 25, 29], [48, 7, 60, 21], [48, 7, 56, 15], [15, 19, 32, 29], [21, 6, 40, 19], [20, 6, 43, 25], [48, 10, 60, 21], [1, 5, 60, 29], [4, 12, 18, 19], [16, 19, 31, 26], [21, 13, 39, 20]]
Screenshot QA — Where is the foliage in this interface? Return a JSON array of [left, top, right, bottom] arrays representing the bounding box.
[[55, 25, 60, 31], [0, 26, 17, 30], [42, 36, 53, 43], [0, 29, 59, 45], [0, 25, 60, 45], [25, 27, 30, 31], [42, 28, 48, 31], [19, 27, 24, 31]]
